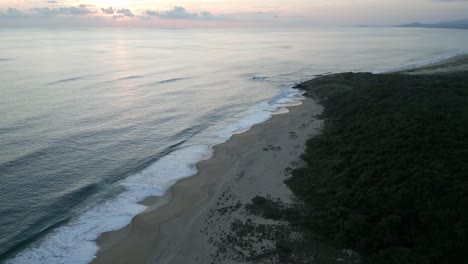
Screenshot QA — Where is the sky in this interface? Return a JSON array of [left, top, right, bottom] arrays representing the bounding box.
[[0, 0, 468, 27]]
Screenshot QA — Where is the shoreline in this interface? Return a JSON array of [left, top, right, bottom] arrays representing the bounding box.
[[290, 57, 468, 263], [391, 54, 468, 75], [92, 97, 326, 264], [91, 54, 468, 264]]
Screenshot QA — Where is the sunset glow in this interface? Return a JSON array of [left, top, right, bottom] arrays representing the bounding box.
[[0, 0, 467, 28]]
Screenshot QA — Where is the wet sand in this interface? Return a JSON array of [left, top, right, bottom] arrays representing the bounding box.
[[92, 98, 327, 264], [92, 54, 468, 264]]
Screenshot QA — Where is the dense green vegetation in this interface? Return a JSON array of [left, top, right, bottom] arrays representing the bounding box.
[[287, 72, 468, 264]]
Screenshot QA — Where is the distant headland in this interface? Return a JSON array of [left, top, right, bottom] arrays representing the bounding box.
[[399, 18, 468, 29]]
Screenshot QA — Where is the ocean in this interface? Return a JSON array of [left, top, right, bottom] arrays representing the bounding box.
[[1, 27, 468, 264]]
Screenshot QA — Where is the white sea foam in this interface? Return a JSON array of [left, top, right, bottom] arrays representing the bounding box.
[[8, 50, 460, 264], [9, 145, 214, 264], [121, 145, 214, 192], [7, 47, 461, 264], [214, 87, 305, 140], [7, 86, 304, 264]]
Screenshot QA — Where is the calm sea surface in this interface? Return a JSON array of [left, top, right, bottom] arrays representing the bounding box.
[[1, 27, 468, 263]]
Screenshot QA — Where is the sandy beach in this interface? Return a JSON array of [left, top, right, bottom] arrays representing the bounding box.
[[397, 54, 468, 75], [92, 98, 330, 263], [91, 54, 468, 264]]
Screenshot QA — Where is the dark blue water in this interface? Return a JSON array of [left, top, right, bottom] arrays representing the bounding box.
[[1, 27, 468, 263]]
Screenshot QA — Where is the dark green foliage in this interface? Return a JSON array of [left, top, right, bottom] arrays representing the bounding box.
[[247, 196, 307, 225], [247, 195, 284, 220], [288, 72, 468, 264]]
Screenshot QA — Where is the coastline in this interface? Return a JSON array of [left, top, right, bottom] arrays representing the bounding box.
[[392, 54, 468, 75], [288, 55, 468, 263], [92, 98, 330, 263], [91, 54, 468, 264]]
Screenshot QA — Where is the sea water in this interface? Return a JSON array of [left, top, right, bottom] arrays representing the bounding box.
[[1, 27, 468, 263]]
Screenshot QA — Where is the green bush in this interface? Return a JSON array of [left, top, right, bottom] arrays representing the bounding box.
[[288, 72, 468, 264]]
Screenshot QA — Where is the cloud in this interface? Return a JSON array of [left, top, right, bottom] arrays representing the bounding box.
[[145, 10, 159, 16], [145, 6, 216, 20], [0, 8, 26, 18], [32, 6, 94, 16], [0, 5, 137, 21], [101, 7, 115, 15], [116, 8, 134, 18]]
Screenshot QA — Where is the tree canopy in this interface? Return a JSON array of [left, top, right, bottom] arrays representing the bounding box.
[[287, 72, 468, 264]]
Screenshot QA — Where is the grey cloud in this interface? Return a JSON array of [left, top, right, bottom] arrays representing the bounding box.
[[0, 8, 26, 18], [101, 7, 115, 14], [32, 6, 94, 16], [112, 15, 125, 20], [116, 8, 134, 18], [145, 6, 216, 20], [200, 11, 215, 19], [145, 10, 159, 16]]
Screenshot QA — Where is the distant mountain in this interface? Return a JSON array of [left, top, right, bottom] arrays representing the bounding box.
[[400, 19, 468, 29]]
